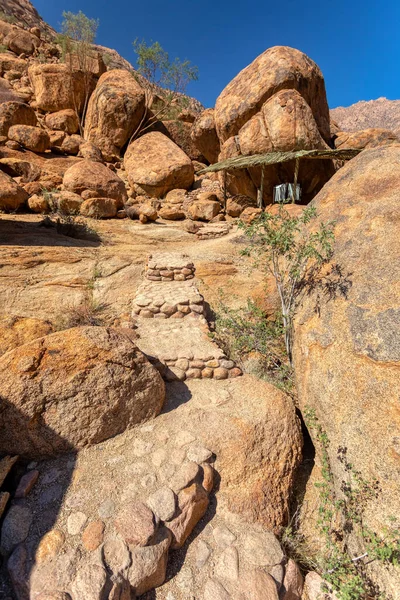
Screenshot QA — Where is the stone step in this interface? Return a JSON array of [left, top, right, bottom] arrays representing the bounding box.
[[146, 252, 195, 281], [135, 319, 241, 381], [132, 280, 205, 319]]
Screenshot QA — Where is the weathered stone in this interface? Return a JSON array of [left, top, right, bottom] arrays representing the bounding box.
[[187, 199, 220, 221], [170, 461, 202, 493], [7, 544, 29, 600], [0, 327, 165, 458], [67, 511, 87, 535], [28, 64, 93, 113], [63, 160, 127, 205], [213, 525, 237, 548], [191, 108, 220, 164], [240, 568, 280, 599], [28, 193, 49, 213], [203, 578, 230, 600], [103, 534, 131, 574], [70, 563, 107, 600], [281, 559, 304, 600], [214, 545, 239, 582], [0, 169, 28, 211], [202, 464, 214, 492], [128, 526, 172, 595], [85, 70, 146, 161], [214, 45, 330, 144], [213, 367, 229, 380], [124, 131, 194, 198], [147, 487, 177, 522], [45, 109, 79, 134], [302, 572, 338, 600], [167, 483, 209, 549], [186, 445, 213, 464], [293, 146, 400, 597], [35, 530, 65, 564], [80, 197, 118, 218], [0, 101, 37, 137], [82, 520, 105, 551], [15, 469, 39, 498], [0, 504, 32, 554], [114, 501, 157, 546]]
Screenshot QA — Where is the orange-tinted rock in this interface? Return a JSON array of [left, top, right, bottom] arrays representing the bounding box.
[[80, 197, 118, 218], [191, 108, 220, 164], [28, 64, 92, 114], [0, 101, 37, 137], [293, 146, 400, 597], [8, 125, 50, 153], [124, 132, 194, 198], [82, 520, 105, 551], [84, 69, 146, 162], [63, 159, 127, 204], [215, 46, 330, 144], [0, 326, 165, 458], [45, 109, 79, 134], [167, 483, 209, 549], [0, 169, 28, 211]]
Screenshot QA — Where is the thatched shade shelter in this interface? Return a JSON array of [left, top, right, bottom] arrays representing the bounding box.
[[197, 148, 361, 207]]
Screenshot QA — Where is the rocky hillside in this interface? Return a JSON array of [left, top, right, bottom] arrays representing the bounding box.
[[331, 97, 400, 134], [0, 2, 399, 600]]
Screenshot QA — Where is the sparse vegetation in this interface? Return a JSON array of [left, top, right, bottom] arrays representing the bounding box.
[[0, 44, 8, 53], [212, 297, 293, 393], [59, 10, 99, 134], [130, 39, 198, 140], [0, 10, 17, 24], [281, 408, 400, 600], [239, 204, 335, 365], [54, 294, 106, 330]]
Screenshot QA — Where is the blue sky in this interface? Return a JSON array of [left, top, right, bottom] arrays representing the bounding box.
[[34, 0, 400, 109]]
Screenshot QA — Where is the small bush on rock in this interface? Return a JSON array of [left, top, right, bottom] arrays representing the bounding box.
[[239, 203, 335, 364]]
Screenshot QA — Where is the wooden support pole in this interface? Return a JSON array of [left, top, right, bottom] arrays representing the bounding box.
[[291, 157, 300, 203], [223, 169, 227, 212], [257, 168, 265, 208]]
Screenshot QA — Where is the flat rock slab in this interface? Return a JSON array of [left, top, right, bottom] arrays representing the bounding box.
[[147, 253, 194, 271]]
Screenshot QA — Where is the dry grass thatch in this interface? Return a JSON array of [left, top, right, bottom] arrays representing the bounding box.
[[197, 148, 361, 174]]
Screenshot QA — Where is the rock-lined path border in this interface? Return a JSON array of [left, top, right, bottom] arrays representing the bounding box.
[[132, 253, 242, 382]]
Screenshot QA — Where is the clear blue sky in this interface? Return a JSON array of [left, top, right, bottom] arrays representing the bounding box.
[[34, 0, 400, 109]]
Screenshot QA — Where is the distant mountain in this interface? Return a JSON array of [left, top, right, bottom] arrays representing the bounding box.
[[331, 97, 400, 135]]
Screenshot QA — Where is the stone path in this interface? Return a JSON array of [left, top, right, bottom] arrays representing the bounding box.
[[132, 253, 242, 382], [2, 377, 303, 599]]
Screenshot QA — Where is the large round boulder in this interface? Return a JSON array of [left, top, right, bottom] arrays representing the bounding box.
[[225, 89, 335, 203], [0, 326, 165, 458], [191, 108, 221, 164], [84, 69, 146, 162], [63, 160, 127, 205], [293, 146, 400, 597], [214, 46, 330, 144], [124, 131, 194, 197]]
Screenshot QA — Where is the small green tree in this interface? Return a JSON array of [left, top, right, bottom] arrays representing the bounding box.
[[240, 204, 335, 365], [59, 10, 99, 133], [131, 39, 198, 140]]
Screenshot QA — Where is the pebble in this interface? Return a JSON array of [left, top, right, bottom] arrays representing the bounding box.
[[67, 511, 88, 535], [195, 539, 212, 568], [147, 487, 177, 521], [35, 529, 65, 564], [0, 504, 32, 553], [82, 520, 105, 551], [15, 470, 39, 498], [98, 498, 116, 518], [187, 445, 213, 464], [114, 501, 157, 546]]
